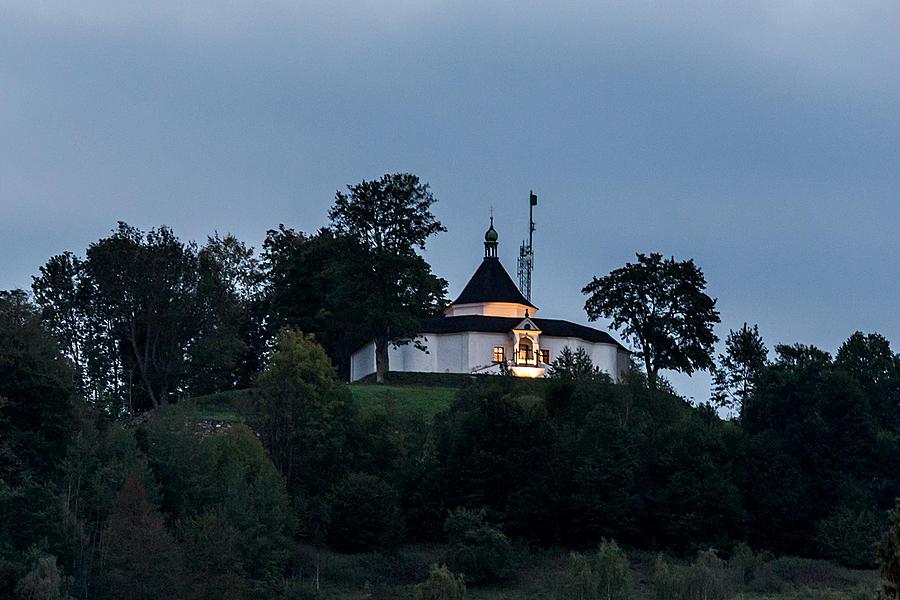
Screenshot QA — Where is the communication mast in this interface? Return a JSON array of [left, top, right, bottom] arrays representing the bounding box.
[[517, 191, 537, 301]]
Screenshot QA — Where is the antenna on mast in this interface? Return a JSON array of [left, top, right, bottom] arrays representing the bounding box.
[[517, 191, 537, 301]]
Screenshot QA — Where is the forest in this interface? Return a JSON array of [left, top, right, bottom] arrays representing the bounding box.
[[3, 173, 900, 599]]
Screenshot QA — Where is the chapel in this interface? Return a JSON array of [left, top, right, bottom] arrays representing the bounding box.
[[349, 219, 630, 381]]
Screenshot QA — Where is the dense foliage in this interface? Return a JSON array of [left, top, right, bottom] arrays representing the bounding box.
[[583, 252, 721, 389], [3, 174, 900, 597]]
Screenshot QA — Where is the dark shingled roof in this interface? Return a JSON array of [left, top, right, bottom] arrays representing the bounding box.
[[417, 315, 629, 350], [451, 257, 537, 309]]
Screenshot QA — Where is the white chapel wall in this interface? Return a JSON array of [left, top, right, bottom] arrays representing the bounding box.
[[350, 341, 376, 382], [467, 332, 512, 372], [538, 336, 624, 382]]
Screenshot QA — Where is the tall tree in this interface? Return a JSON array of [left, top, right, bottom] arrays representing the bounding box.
[[0, 290, 73, 474], [260, 227, 366, 378], [188, 233, 263, 394], [101, 473, 183, 600], [328, 173, 447, 383], [85, 223, 201, 409], [835, 331, 900, 427], [582, 253, 720, 389], [711, 323, 768, 417], [252, 329, 355, 496]]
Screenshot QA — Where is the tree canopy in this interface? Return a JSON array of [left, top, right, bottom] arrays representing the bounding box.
[[328, 173, 448, 382], [583, 252, 720, 388]]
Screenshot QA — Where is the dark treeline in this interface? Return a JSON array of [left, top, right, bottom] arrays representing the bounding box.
[[3, 173, 900, 597]]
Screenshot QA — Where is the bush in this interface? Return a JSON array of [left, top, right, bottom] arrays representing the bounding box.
[[14, 547, 74, 600], [414, 564, 466, 600], [563, 539, 634, 599], [815, 505, 883, 567], [327, 473, 403, 553], [209, 424, 295, 580], [180, 508, 246, 600], [654, 550, 730, 600], [442, 508, 512, 584], [878, 500, 900, 599]]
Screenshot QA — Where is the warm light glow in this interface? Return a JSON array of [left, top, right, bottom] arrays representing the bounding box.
[[445, 302, 537, 318], [510, 366, 545, 378]]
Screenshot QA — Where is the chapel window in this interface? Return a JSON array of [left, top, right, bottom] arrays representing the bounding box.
[[518, 340, 533, 363], [493, 346, 505, 363], [540, 349, 550, 364]]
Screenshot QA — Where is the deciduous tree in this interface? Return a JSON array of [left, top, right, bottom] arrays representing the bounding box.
[[711, 323, 768, 417], [583, 253, 720, 389], [328, 173, 447, 383]]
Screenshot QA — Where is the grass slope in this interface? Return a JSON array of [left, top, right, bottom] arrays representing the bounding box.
[[188, 379, 460, 424], [348, 383, 457, 421]]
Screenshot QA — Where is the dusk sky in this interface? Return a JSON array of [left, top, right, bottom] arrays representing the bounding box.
[[3, 1, 900, 400]]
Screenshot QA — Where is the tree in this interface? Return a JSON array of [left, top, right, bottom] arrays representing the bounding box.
[[711, 323, 768, 417], [836, 331, 900, 427], [414, 564, 466, 600], [31, 253, 89, 390], [260, 227, 366, 379], [180, 508, 246, 600], [442, 508, 513, 584], [101, 473, 183, 600], [252, 329, 356, 495], [14, 547, 74, 600], [0, 290, 73, 474], [583, 253, 720, 389], [188, 233, 262, 394], [327, 473, 403, 552], [328, 173, 448, 383], [207, 425, 295, 581], [85, 223, 202, 409], [548, 346, 605, 381], [563, 540, 634, 600]]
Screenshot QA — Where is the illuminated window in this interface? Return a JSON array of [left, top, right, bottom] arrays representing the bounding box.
[[493, 346, 505, 363], [540, 349, 550, 364], [518, 340, 533, 363]]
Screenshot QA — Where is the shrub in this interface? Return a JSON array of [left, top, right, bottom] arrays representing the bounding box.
[[209, 424, 295, 580], [878, 500, 900, 599], [14, 547, 74, 600], [414, 564, 466, 600], [563, 539, 634, 600], [101, 473, 184, 600], [442, 508, 512, 584], [654, 550, 730, 600], [253, 329, 356, 497], [815, 505, 883, 567], [327, 473, 403, 553], [180, 508, 246, 600]]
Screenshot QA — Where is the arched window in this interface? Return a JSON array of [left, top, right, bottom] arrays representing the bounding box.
[[518, 338, 533, 364]]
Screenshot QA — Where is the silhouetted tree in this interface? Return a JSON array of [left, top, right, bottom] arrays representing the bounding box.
[[583, 253, 720, 389], [548, 346, 605, 381], [711, 323, 768, 417], [328, 173, 447, 383]]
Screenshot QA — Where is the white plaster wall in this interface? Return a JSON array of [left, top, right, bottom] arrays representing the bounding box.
[[388, 338, 436, 373], [352, 331, 630, 382], [350, 341, 376, 382], [435, 333, 467, 372], [468, 332, 513, 372], [538, 336, 624, 382]]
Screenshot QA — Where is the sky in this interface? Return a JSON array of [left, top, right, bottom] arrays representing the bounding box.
[[3, 1, 900, 400]]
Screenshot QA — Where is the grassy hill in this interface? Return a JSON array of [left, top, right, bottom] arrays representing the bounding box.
[[188, 374, 465, 424]]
